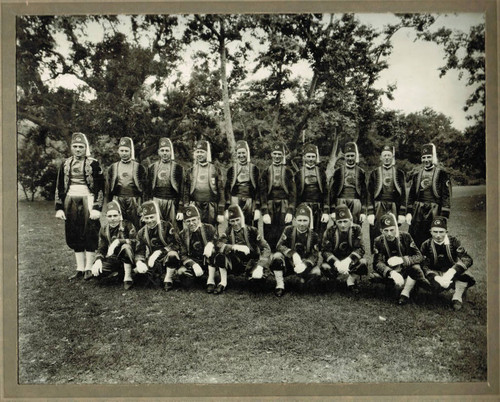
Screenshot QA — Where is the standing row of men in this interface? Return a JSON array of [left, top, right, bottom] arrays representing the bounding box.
[[55, 132, 470, 309]]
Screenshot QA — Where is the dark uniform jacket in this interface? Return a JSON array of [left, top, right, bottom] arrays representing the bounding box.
[[294, 165, 329, 213], [260, 164, 297, 215], [135, 220, 179, 263], [224, 162, 260, 210], [106, 160, 147, 201], [328, 164, 367, 214], [184, 163, 225, 215], [373, 232, 422, 277], [321, 224, 365, 264], [367, 166, 407, 215], [276, 225, 320, 267], [55, 156, 105, 212], [95, 220, 137, 261], [178, 223, 218, 268], [146, 160, 184, 205], [407, 166, 451, 217], [420, 236, 473, 275], [217, 225, 271, 268]]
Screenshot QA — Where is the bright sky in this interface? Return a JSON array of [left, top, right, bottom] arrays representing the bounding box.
[[47, 13, 484, 132]]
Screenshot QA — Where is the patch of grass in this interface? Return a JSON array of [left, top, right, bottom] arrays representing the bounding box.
[[17, 187, 488, 384]]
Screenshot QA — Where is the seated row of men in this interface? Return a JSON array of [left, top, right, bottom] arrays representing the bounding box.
[[89, 198, 474, 311]]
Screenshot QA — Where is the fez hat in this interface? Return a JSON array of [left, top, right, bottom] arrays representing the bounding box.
[[335, 204, 353, 220], [235, 140, 251, 163], [184, 205, 201, 219], [140, 200, 161, 221], [71, 132, 91, 157], [344, 142, 359, 164], [431, 216, 447, 230], [271, 142, 287, 164], [422, 143, 438, 165], [381, 144, 395, 166], [296, 203, 314, 229], [380, 212, 399, 237], [228, 204, 245, 226], [158, 137, 175, 160], [303, 144, 320, 164], [195, 140, 212, 163], [118, 137, 135, 160], [106, 200, 123, 222]]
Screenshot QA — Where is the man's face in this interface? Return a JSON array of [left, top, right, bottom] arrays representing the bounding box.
[[237, 149, 248, 164], [296, 216, 310, 232], [118, 147, 131, 162], [431, 227, 447, 243], [71, 143, 86, 159], [421, 154, 433, 168], [229, 217, 243, 231], [336, 218, 351, 232], [304, 153, 316, 166], [195, 149, 208, 164], [185, 216, 200, 233], [143, 214, 158, 229], [382, 226, 397, 241], [106, 211, 121, 228], [345, 152, 356, 166], [158, 146, 171, 162], [272, 151, 283, 165], [381, 151, 393, 166]]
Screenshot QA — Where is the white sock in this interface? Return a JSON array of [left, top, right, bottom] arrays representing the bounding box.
[[164, 268, 175, 283], [123, 264, 133, 282], [85, 251, 95, 271], [452, 280, 468, 302], [219, 268, 228, 287], [274, 270, 285, 289], [347, 274, 360, 287], [75, 252, 85, 271], [207, 265, 216, 285], [401, 276, 416, 298]]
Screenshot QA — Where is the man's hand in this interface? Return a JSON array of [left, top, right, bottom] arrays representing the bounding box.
[[263, 214, 271, 224], [148, 250, 162, 267], [398, 215, 406, 225], [106, 239, 121, 257], [367, 214, 375, 226], [406, 213, 412, 225], [330, 213, 336, 221], [387, 256, 404, 267], [89, 210, 101, 220], [252, 265, 264, 279], [321, 213, 330, 223], [203, 242, 215, 257], [55, 210, 66, 220], [292, 253, 302, 267], [294, 262, 307, 274], [92, 260, 102, 276], [284, 213, 293, 224], [176, 212, 184, 221], [254, 210, 261, 221], [389, 270, 405, 287], [232, 245, 250, 255], [136, 261, 148, 274], [217, 215, 224, 224], [192, 263, 204, 277], [359, 214, 366, 224]]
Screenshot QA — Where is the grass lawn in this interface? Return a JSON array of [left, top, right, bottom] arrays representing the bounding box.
[[17, 185, 487, 384]]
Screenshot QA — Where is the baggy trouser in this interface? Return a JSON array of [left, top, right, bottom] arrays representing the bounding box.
[[64, 195, 100, 252]]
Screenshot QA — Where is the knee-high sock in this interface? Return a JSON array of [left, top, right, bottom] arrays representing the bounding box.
[[452, 280, 468, 302], [207, 265, 216, 285], [85, 251, 95, 271], [401, 276, 416, 298], [123, 263, 132, 282], [274, 270, 285, 289], [347, 274, 360, 286], [165, 268, 175, 283], [75, 252, 85, 271], [219, 268, 228, 287]]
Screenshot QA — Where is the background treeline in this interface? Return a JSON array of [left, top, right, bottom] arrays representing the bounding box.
[[16, 14, 485, 201]]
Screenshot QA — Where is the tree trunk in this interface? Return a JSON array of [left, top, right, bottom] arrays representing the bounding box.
[[219, 19, 236, 157], [325, 130, 339, 180]]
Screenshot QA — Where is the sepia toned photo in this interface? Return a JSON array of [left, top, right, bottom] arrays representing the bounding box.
[[3, 1, 498, 400]]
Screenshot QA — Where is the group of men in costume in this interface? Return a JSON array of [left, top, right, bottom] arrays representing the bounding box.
[[55, 132, 473, 310]]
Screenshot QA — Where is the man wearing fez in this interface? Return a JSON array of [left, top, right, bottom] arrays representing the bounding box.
[[420, 217, 475, 311], [184, 139, 225, 226], [215, 205, 271, 293], [224, 140, 261, 226], [55, 132, 105, 280], [372, 213, 430, 305], [270, 204, 321, 297], [367, 145, 407, 252], [170, 205, 219, 293], [294, 144, 330, 239], [146, 137, 184, 229], [91, 201, 137, 290], [134, 200, 181, 289], [106, 137, 147, 230], [321, 205, 368, 292], [407, 143, 451, 248], [328, 142, 367, 225], [260, 142, 296, 250]]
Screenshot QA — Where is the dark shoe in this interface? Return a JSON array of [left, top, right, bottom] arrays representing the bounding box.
[[84, 270, 93, 280], [124, 280, 133, 290], [347, 285, 360, 294], [206, 284, 215, 294], [164, 282, 174, 292], [69, 271, 84, 280], [452, 300, 463, 311], [398, 295, 410, 305], [214, 284, 226, 295], [274, 288, 285, 297]]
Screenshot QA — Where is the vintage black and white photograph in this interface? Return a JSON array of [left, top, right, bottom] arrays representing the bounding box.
[[13, 5, 492, 396]]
